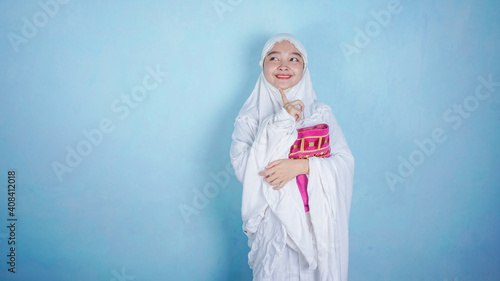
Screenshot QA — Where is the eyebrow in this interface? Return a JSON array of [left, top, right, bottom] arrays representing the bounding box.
[[266, 51, 303, 58]]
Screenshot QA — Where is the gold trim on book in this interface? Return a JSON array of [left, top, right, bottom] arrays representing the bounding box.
[[296, 133, 329, 141], [289, 146, 331, 157]]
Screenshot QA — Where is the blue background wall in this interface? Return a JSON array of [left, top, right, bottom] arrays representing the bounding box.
[[1, 0, 499, 280]]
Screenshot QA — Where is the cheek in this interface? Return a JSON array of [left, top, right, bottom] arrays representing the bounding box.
[[263, 63, 271, 76], [263, 63, 277, 85], [293, 66, 304, 81], [264, 64, 277, 80]]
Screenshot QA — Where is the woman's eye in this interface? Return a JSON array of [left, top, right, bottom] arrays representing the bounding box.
[[291, 57, 299, 62], [269, 57, 279, 61]]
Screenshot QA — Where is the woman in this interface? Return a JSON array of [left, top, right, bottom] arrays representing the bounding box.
[[230, 33, 354, 281]]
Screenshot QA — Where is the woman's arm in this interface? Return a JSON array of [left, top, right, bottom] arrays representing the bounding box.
[[258, 158, 309, 190], [231, 107, 299, 224], [230, 108, 298, 184], [230, 115, 258, 183], [256, 88, 309, 190]]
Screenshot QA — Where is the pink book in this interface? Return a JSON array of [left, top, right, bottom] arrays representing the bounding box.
[[288, 124, 331, 212]]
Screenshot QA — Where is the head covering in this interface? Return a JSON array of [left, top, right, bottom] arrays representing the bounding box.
[[238, 33, 318, 126], [258, 33, 309, 70]]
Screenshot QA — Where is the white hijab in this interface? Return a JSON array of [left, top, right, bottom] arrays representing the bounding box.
[[237, 33, 318, 125]]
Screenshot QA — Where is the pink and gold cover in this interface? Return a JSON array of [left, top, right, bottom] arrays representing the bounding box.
[[288, 124, 331, 212]]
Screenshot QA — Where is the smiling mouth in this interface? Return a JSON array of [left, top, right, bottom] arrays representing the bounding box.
[[276, 74, 292, 79]]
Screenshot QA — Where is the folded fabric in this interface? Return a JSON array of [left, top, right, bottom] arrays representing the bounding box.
[[288, 124, 331, 212]]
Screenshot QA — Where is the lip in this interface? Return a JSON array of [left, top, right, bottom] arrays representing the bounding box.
[[275, 74, 292, 79]]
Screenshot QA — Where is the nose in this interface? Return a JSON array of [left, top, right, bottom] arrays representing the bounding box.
[[278, 62, 289, 71]]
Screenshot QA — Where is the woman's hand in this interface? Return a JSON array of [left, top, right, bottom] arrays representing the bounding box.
[[258, 159, 309, 190], [279, 88, 304, 121]]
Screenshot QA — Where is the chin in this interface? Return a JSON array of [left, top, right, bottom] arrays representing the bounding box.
[[281, 83, 296, 90], [272, 81, 292, 90]]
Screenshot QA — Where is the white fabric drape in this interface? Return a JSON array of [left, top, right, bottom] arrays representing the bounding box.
[[230, 34, 354, 281]]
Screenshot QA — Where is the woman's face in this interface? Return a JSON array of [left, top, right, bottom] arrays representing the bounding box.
[[263, 40, 304, 90]]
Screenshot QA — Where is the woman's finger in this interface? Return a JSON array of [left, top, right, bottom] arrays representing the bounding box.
[[271, 178, 282, 187], [267, 174, 280, 185], [269, 179, 278, 186], [298, 100, 304, 112], [273, 181, 285, 190], [279, 88, 289, 106], [295, 109, 302, 121], [289, 100, 305, 112], [287, 107, 302, 121], [265, 160, 282, 170]]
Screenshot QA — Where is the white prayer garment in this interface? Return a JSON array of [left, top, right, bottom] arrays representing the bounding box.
[[230, 34, 354, 281]]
